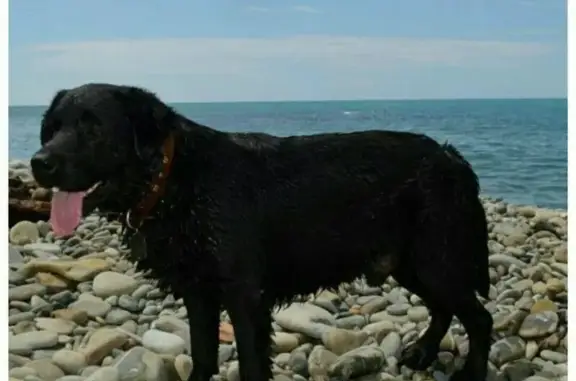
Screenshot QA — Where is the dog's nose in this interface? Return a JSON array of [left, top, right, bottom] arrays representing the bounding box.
[[30, 151, 59, 178]]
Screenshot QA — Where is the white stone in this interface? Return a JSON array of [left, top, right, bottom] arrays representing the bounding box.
[[10, 221, 40, 245], [142, 329, 187, 356], [52, 349, 87, 375], [92, 272, 139, 298]]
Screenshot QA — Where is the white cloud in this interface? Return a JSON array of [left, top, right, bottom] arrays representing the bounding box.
[[291, 5, 321, 13], [26, 35, 550, 75], [9, 35, 563, 104]]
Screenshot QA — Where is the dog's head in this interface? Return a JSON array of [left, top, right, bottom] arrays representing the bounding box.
[[30, 83, 177, 234]]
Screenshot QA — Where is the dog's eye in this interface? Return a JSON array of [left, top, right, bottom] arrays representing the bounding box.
[[77, 111, 104, 139], [80, 110, 100, 125], [40, 119, 61, 145]]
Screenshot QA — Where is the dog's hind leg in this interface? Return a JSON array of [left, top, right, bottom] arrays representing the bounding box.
[[402, 252, 492, 381], [402, 206, 492, 380], [441, 291, 492, 381], [222, 282, 273, 381], [393, 265, 453, 371], [182, 288, 220, 381], [399, 146, 493, 380]]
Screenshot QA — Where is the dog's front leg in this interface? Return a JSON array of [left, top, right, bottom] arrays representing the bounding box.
[[223, 281, 273, 381], [182, 287, 221, 381]]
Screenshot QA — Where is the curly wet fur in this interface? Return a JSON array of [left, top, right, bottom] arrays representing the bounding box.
[[32, 83, 493, 381]]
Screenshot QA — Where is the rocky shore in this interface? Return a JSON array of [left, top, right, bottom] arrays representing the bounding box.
[[9, 160, 53, 228], [7, 161, 569, 381]]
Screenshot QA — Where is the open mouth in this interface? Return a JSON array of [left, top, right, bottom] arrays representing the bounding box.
[[52, 181, 102, 195], [50, 181, 103, 237]]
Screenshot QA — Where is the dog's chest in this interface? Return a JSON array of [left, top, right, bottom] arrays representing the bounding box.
[[126, 225, 218, 286]]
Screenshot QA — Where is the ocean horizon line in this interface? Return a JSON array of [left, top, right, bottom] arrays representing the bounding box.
[[9, 96, 567, 108]]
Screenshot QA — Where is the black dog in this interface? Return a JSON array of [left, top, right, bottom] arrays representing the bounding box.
[[31, 83, 493, 381]]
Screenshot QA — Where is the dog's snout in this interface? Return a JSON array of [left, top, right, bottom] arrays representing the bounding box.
[[31, 151, 59, 179]]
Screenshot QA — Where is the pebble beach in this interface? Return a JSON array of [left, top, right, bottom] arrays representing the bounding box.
[[7, 160, 569, 381]]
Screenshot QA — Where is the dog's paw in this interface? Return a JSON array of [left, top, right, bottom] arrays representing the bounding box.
[[398, 342, 438, 371], [448, 368, 477, 381]]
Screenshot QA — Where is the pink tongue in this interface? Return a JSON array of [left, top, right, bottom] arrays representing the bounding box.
[[50, 191, 85, 237]]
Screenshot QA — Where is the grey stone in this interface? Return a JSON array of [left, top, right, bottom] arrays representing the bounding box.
[[539, 349, 567, 363], [92, 272, 139, 298], [519, 311, 559, 339], [489, 336, 526, 367], [379, 331, 401, 358], [113, 346, 169, 381], [386, 303, 410, 316], [274, 303, 336, 339], [69, 293, 111, 318], [84, 366, 120, 381], [9, 284, 47, 301], [9, 245, 26, 264], [308, 345, 338, 380], [51, 349, 87, 375], [105, 309, 133, 325], [321, 328, 369, 355], [10, 331, 59, 355], [489, 254, 528, 269], [329, 346, 386, 380], [142, 329, 186, 356]]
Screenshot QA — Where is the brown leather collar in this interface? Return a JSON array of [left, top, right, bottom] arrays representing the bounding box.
[[125, 133, 175, 230]]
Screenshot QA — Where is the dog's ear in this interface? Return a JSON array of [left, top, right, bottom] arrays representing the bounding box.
[[40, 89, 69, 144], [114, 87, 175, 157], [130, 102, 173, 159]]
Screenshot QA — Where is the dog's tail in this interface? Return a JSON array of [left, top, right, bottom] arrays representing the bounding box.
[[439, 143, 490, 299]]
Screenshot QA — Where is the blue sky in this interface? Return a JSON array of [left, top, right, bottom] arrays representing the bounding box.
[[9, 0, 566, 105]]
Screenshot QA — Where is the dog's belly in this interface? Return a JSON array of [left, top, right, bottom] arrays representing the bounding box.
[[262, 227, 399, 298]]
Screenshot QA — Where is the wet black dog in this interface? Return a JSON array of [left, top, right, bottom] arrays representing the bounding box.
[[31, 83, 493, 381]]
